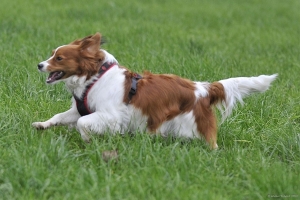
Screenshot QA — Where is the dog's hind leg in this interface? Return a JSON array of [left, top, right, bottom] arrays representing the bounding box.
[[193, 97, 218, 149], [203, 128, 218, 150]]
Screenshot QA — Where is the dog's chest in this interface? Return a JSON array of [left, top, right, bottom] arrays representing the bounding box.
[[74, 68, 127, 113]]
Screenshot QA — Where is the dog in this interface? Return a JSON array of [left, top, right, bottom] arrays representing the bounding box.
[[32, 32, 277, 149]]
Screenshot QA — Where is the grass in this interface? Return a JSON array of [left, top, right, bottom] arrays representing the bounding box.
[[0, 0, 300, 199]]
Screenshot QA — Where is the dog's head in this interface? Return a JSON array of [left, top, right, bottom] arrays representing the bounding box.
[[37, 33, 106, 84]]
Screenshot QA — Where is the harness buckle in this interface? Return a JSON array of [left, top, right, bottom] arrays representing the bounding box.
[[128, 73, 142, 104]]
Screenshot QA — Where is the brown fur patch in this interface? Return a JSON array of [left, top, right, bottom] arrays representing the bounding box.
[[123, 71, 135, 103], [130, 72, 196, 132], [193, 97, 218, 149], [208, 82, 225, 105]]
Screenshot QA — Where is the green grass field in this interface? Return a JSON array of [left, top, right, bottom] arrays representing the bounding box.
[[1, 0, 300, 199]]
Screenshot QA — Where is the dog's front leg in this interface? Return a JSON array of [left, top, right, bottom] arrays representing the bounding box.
[[76, 112, 121, 143], [32, 107, 81, 130]]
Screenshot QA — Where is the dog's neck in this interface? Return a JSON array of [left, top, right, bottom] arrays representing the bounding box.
[[64, 49, 119, 97]]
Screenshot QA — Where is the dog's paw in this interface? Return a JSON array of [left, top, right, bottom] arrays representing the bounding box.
[[81, 134, 91, 143], [32, 122, 50, 130]]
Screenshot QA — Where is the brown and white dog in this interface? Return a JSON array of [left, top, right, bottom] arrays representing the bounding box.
[[32, 33, 277, 149]]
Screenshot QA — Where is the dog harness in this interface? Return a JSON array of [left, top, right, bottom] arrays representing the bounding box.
[[73, 62, 142, 116]]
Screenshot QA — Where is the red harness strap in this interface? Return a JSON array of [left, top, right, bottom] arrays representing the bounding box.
[[73, 62, 116, 116]]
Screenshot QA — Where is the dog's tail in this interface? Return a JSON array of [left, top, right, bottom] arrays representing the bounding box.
[[208, 74, 277, 121]]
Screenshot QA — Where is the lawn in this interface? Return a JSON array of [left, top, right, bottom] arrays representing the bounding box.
[[0, 0, 299, 199]]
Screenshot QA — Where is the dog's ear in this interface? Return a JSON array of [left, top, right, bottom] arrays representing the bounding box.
[[69, 34, 93, 45], [79, 33, 101, 54]]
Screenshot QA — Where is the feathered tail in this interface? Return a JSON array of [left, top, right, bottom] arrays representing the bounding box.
[[208, 74, 277, 121]]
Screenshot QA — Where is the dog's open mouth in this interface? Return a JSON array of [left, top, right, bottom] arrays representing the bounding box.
[[46, 71, 65, 83]]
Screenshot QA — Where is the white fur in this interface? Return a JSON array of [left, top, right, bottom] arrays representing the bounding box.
[[194, 82, 209, 100], [159, 111, 199, 138], [217, 74, 278, 121], [33, 50, 277, 142]]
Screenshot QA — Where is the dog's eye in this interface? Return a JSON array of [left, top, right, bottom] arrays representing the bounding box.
[[56, 56, 63, 61]]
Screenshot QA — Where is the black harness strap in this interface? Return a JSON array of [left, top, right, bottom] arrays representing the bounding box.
[[128, 73, 143, 103], [73, 62, 142, 116], [74, 95, 91, 116]]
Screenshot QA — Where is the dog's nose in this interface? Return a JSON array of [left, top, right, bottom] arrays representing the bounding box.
[[37, 63, 44, 70]]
